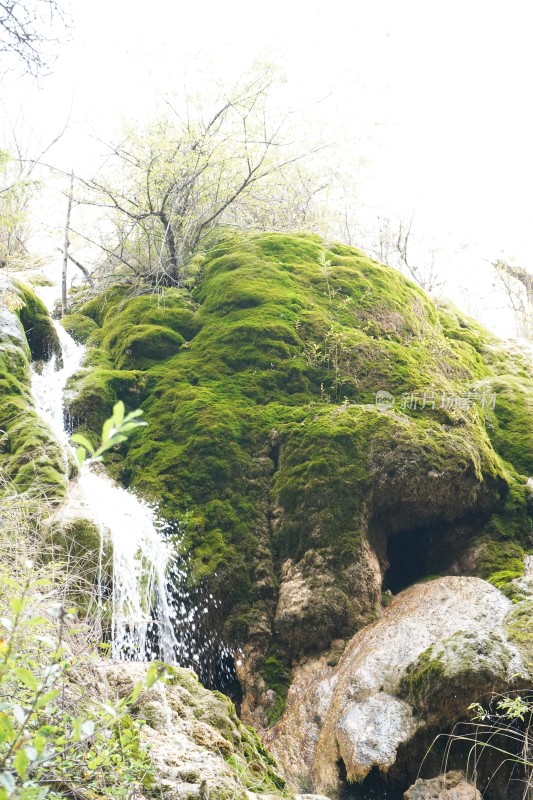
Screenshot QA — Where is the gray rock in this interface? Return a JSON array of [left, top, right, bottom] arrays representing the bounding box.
[[404, 771, 481, 799], [96, 662, 288, 800]]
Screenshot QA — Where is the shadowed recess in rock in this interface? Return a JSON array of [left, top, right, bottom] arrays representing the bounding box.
[[339, 764, 404, 799], [383, 527, 437, 593]]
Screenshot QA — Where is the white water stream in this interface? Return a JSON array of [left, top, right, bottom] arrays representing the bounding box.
[[31, 319, 182, 663]]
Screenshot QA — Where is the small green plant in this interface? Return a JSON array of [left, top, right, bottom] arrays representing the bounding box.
[[70, 401, 146, 467], [431, 691, 533, 799]]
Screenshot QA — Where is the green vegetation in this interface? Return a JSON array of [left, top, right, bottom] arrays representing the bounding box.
[[70, 400, 147, 467], [473, 480, 532, 593], [0, 487, 165, 800], [115, 661, 291, 798], [442, 692, 533, 796], [505, 601, 533, 673], [1, 232, 532, 763], [0, 365, 293, 798], [481, 375, 533, 476], [261, 647, 292, 726]]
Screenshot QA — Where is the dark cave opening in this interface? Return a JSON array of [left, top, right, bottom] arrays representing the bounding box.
[[377, 512, 487, 596], [338, 764, 405, 799], [382, 526, 436, 594]]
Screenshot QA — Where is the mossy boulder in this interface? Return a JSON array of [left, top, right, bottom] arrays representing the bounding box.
[[60, 312, 99, 345], [267, 577, 525, 797], [61, 232, 532, 706], [45, 517, 112, 587], [64, 368, 146, 434], [15, 280, 62, 363], [398, 631, 514, 724], [0, 277, 67, 498], [104, 323, 186, 370]]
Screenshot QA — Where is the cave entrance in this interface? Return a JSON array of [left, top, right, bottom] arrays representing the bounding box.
[[382, 526, 436, 594], [338, 764, 405, 799]]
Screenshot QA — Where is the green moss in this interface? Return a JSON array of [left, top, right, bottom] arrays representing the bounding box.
[[0, 286, 67, 498], [480, 375, 533, 475], [472, 481, 532, 593], [105, 323, 185, 370], [44, 518, 112, 612], [134, 663, 289, 797], [505, 600, 533, 673], [64, 368, 148, 435], [60, 312, 99, 344], [15, 280, 62, 363], [399, 631, 512, 723], [28, 275, 55, 287], [46, 517, 112, 578], [226, 724, 287, 794], [261, 646, 292, 726]]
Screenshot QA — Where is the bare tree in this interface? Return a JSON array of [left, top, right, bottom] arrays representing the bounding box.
[[223, 163, 332, 234], [492, 258, 533, 339], [0, 115, 69, 269], [60, 169, 73, 315], [372, 215, 444, 294], [73, 69, 328, 287], [0, 0, 67, 76]]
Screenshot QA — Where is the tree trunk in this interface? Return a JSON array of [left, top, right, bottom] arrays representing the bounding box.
[[61, 170, 74, 316], [159, 211, 180, 285]]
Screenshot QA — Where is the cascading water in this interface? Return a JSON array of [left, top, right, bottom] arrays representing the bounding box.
[[31, 316, 186, 664]]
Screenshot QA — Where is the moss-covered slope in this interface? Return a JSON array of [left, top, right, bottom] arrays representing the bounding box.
[[62, 232, 533, 717]]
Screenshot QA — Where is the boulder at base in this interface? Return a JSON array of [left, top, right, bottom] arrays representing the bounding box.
[[264, 576, 528, 798]]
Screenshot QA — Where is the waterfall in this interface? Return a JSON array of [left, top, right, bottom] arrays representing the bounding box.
[[31, 317, 182, 663]]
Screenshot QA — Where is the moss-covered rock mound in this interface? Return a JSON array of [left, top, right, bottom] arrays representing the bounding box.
[[62, 232, 533, 719]]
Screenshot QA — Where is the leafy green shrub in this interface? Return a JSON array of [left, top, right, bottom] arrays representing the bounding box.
[[0, 402, 158, 799], [0, 523, 167, 800]]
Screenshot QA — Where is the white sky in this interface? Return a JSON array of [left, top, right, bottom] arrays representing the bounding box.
[[3, 0, 533, 336]]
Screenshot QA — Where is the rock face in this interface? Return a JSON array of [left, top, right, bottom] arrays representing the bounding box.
[[404, 772, 481, 800], [61, 232, 533, 719], [264, 577, 528, 797], [98, 662, 290, 800]]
